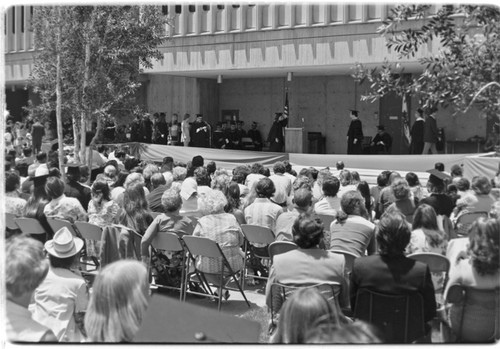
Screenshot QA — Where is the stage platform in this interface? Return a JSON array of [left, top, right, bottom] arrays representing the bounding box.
[[113, 142, 499, 187]]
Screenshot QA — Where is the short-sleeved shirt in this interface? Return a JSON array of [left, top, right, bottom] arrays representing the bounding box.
[[43, 195, 87, 223], [314, 196, 341, 216], [5, 192, 27, 216], [330, 215, 375, 257], [7, 300, 53, 342], [31, 267, 89, 342], [244, 198, 283, 234]]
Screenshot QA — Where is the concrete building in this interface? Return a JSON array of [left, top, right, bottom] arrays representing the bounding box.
[[4, 4, 486, 154]]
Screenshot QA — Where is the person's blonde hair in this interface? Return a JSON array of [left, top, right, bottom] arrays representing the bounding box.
[[199, 189, 227, 215], [84, 260, 149, 342]]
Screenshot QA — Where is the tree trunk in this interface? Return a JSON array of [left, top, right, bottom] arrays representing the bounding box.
[[56, 7, 65, 181], [81, 17, 92, 184], [73, 116, 80, 163]]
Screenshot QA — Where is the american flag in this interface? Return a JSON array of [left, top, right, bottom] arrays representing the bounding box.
[[282, 91, 289, 121]]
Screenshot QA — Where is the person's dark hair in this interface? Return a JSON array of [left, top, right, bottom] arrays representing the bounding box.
[[45, 176, 65, 199], [336, 161, 344, 170], [310, 167, 319, 181], [450, 164, 463, 177], [92, 180, 112, 201], [206, 161, 216, 176], [427, 175, 445, 193], [299, 168, 313, 181], [114, 183, 152, 235], [377, 170, 391, 187], [405, 172, 420, 187], [357, 181, 372, 213], [273, 162, 286, 174], [376, 211, 411, 255], [15, 162, 29, 178], [293, 188, 313, 209], [232, 165, 250, 184], [322, 177, 340, 197], [456, 177, 470, 191], [339, 170, 352, 186], [283, 160, 293, 173], [293, 175, 312, 191], [434, 162, 445, 172], [225, 182, 241, 213], [23, 148, 32, 157], [351, 171, 360, 184], [468, 218, 500, 276], [412, 204, 445, 247], [49, 254, 77, 269], [255, 177, 275, 198], [391, 178, 410, 200], [292, 213, 324, 249], [97, 145, 108, 153], [337, 190, 367, 223], [124, 157, 140, 172], [112, 171, 129, 188], [306, 320, 382, 344], [416, 108, 424, 117], [115, 151, 126, 159], [194, 166, 210, 186], [471, 176, 492, 195], [36, 152, 47, 163], [5, 171, 20, 192], [263, 167, 271, 177]]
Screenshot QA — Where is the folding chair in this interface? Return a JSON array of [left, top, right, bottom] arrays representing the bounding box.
[[330, 249, 358, 277], [74, 221, 103, 271], [269, 282, 342, 328], [444, 285, 499, 343], [182, 235, 250, 311], [408, 252, 450, 306], [268, 241, 298, 263], [317, 214, 335, 231], [14, 217, 48, 240], [150, 232, 187, 301], [240, 224, 275, 288], [353, 288, 427, 343], [5, 213, 19, 231], [46, 217, 80, 237], [454, 211, 489, 238]]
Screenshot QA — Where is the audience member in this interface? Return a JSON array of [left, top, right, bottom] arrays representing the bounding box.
[[374, 171, 401, 219], [275, 188, 313, 242], [407, 204, 448, 255], [314, 176, 341, 216], [386, 178, 416, 224], [269, 161, 292, 207], [356, 181, 373, 220], [419, 169, 455, 217], [5, 171, 27, 216], [5, 236, 57, 342], [44, 176, 87, 223], [84, 260, 149, 342], [245, 162, 266, 191], [32, 227, 88, 342], [405, 171, 425, 203], [114, 183, 153, 235], [312, 168, 331, 202], [64, 163, 91, 210], [306, 320, 382, 344], [146, 172, 171, 212]]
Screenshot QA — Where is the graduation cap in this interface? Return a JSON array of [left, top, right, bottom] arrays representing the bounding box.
[[134, 294, 260, 343], [349, 109, 359, 117], [426, 168, 451, 184]]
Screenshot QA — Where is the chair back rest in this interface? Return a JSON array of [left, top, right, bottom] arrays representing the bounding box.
[[268, 241, 298, 262], [330, 249, 358, 274], [5, 213, 18, 230], [47, 217, 78, 237], [14, 218, 46, 235], [74, 221, 102, 242], [454, 211, 489, 237], [408, 252, 450, 274], [240, 224, 275, 245], [152, 232, 184, 252], [353, 288, 425, 343], [182, 235, 222, 259], [446, 284, 500, 342], [317, 214, 335, 231]]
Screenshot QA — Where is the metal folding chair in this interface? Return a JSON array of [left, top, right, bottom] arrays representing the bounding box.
[[317, 214, 336, 231], [5, 213, 19, 231], [454, 211, 489, 238], [14, 217, 48, 239], [353, 288, 427, 343], [330, 249, 358, 277], [46, 217, 80, 237], [150, 232, 187, 301], [240, 224, 275, 288], [408, 252, 450, 305], [268, 241, 298, 263], [444, 284, 499, 343], [74, 221, 103, 271], [182, 235, 250, 311]]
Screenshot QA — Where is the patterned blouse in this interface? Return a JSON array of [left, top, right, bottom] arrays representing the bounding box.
[[193, 213, 245, 274], [43, 195, 87, 223], [5, 192, 27, 217], [87, 199, 120, 227]]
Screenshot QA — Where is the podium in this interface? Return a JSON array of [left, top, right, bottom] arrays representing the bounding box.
[[285, 127, 306, 153]]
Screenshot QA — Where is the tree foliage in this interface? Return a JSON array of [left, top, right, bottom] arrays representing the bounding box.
[[360, 4, 500, 119], [28, 5, 169, 161]]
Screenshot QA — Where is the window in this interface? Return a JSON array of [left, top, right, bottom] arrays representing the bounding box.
[[217, 5, 224, 10], [202, 5, 210, 11], [12, 7, 15, 34], [188, 5, 195, 13], [175, 5, 182, 14], [162, 6, 168, 15], [21, 6, 24, 33]]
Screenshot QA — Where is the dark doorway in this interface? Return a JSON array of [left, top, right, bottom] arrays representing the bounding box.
[[378, 92, 410, 154], [5, 88, 29, 122]]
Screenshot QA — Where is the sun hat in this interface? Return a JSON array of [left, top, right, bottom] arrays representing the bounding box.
[[44, 226, 84, 258]]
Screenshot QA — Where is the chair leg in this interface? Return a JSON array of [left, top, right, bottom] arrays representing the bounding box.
[[232, 271, 251, 308], [218, 273, 224, 312]]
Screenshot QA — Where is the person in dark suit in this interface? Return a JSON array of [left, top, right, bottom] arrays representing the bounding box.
[[347, 110, 363, 154], [418, 169, 455, 217], [139, 114, 153, 143], [422, 107, 438, 154], [190, 114, 210, 148], [410, 108, 425, 154], [63, 163, 91, 211], [350, 211, 436, 325], [247, 122, 263, 151], [31, 118, 45, 154]]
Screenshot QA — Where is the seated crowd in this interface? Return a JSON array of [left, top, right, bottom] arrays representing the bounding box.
[[4, 146, 500, 343]]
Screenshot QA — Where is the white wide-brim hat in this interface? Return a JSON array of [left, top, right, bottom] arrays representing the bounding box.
[[45, 226, 84, 258]]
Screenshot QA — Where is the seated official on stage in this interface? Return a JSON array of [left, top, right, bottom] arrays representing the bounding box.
[[370, 125, 392, 154]]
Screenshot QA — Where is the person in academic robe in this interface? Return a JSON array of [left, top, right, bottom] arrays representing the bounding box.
[[410, 108, 425, 154], [370, 125, 393, 154], [267, 112, 288, 152], [248, 122, 263, 151], [347, 109, 363, 155], [190, 114, 210, 148]]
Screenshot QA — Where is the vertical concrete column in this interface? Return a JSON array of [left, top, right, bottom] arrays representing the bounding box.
[[224, 5, 231, 33], [179, 4, 188, 36], [240, 5, 246, 32], [6, 7, 13, 52], [380, 4, 388, 21], [285, 4, 294, 28], [305, 4, 312, 27], [361, 4, 368, 23], [208, 5, 216, 34], [320, 4, 329, 25], [342, 4, 349, 24], [255, 4, 262, 30]]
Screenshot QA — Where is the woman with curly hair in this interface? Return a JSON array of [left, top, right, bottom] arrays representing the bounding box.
[[444, 218, 500, 342]]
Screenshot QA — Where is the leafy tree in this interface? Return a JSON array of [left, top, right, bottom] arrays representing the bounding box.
[[28, 5, 169, 175], [360, 4, 500, 120]]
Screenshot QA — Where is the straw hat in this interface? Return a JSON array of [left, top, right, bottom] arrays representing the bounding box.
[[44, 227, 84, 258]]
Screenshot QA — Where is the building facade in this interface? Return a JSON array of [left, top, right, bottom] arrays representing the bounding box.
[[4, 4, 485, 154]]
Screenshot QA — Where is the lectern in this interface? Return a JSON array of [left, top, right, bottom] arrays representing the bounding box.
[[284, 127, 306, 153]]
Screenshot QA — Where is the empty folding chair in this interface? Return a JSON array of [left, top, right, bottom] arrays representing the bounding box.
[[14, 217, 48, 240], [74, 221, 103, 271]]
